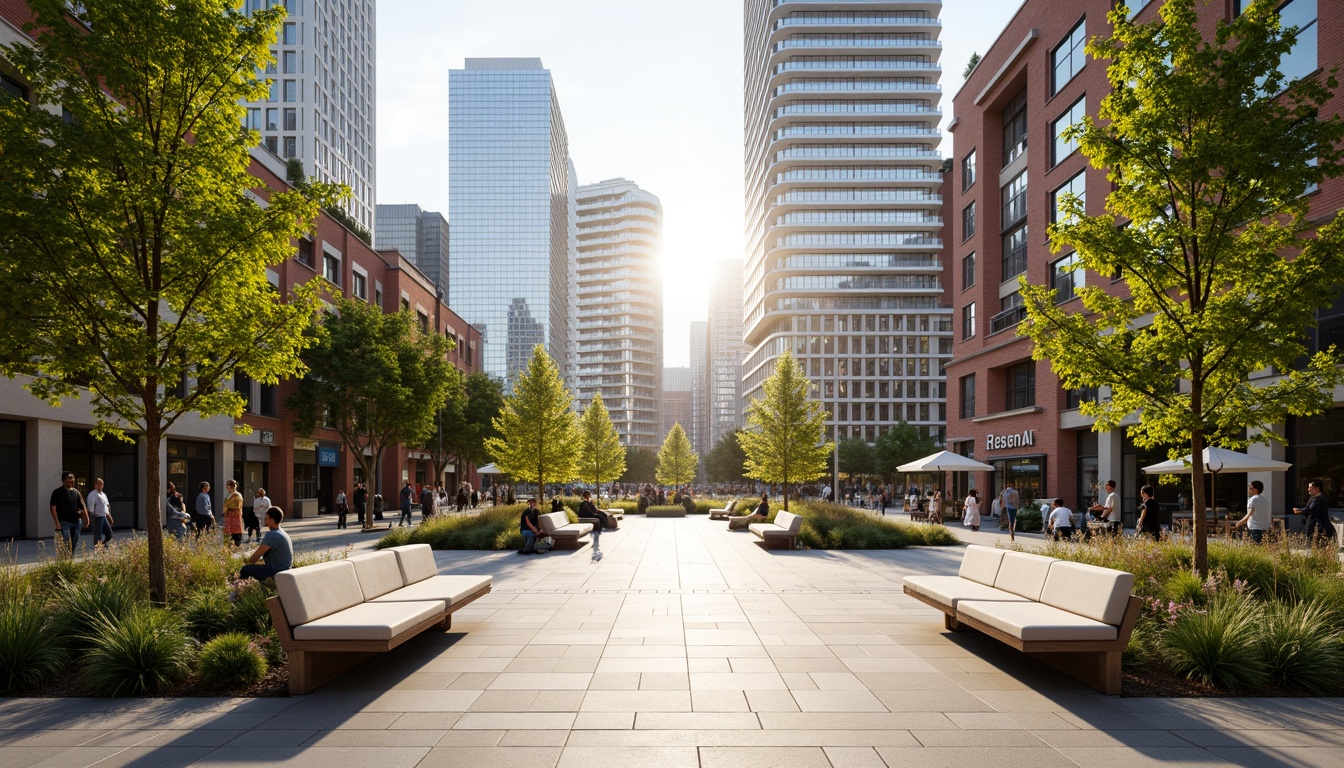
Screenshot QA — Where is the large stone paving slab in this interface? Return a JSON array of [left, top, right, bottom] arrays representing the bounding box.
[[5, 515, 1342, 767]]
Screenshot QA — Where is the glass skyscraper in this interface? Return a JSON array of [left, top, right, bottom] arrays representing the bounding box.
[[375, 204, 449, 297], [449, 58, 573, 387], [743, 1, 951, 444]]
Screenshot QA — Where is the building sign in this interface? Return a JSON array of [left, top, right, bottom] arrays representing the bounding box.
[[317, 446, 340, 467], [986, 430, 1034, 452], [259, 430, 275, 445]]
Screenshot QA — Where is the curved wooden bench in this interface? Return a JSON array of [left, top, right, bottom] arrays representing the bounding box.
[[539, 511, 593, 549]]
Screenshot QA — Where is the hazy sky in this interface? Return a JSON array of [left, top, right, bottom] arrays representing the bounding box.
[[376, 0, 1023, 367]]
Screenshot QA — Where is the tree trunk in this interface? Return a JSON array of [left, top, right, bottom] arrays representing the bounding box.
[[1190, 429, 1208, 577], [360, 452, 376, 532], [144, 423, 167, 606]]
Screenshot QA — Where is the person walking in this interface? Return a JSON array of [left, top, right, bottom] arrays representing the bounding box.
[[398, 480, 414, 527], [929, 490, 943, 524], [221, 479, 245, 547], [238, 507, 293, 582], [49, 471, 88, 556], [1233, 480, 1271, 544], [353, 483, 368, 526], [249, 488, 270, 542], [86, 477, 114, 546], [420, 483, 436, 522], [963, 489, 981, 532], [1000, 483, 1020, 542], [1137, 485, 1162, 541], [335, 488, 349, 529], [165, 482, 191, 541], [1293, 479, 1333, 545], [194, 481, 215, 534]]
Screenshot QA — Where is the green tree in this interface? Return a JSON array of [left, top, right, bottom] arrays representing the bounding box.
[[963, 51, 981, 79], [287, 297, 455, 530], [656, 423, 698, 487], [739, 351, 833, 509], [577, 393, 626, 488], [620, 446, 658, 484], [420, 371, 505, 489], [704, 430, 748, 484], [1020, 0, 1344, 575], [0, 0, 338, 604], [873, 422, 939, 481], [838, 438, 876, 481], [484, 345, 580, 496]]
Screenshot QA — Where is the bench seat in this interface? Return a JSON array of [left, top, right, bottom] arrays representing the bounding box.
[[902, 575, 1029, 611], [292, 600, 446, 642], [708, 500, 737, 520], [749, 510, 803, 549], [370, 575, 493, 607], [539, 511, 592, 549], [956, 600, 1118, 643]]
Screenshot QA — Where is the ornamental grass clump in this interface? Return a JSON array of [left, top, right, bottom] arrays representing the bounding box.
[[197, 632, 267, 689], [82, 608, 194, 697], [52, 575, 140, 652], [1161, 594, 1269, 691], [227, 579, 276, 635], [1256, 599, 1344, 695], [0, 593, 66, 694], [378, 504, 526, 550], [793, 501, 959, 549], [180, 589, 234, 642]]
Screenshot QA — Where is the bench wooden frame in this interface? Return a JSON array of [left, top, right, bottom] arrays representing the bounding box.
[[904, 586, 1141, 695], [267, 582, 492, 695]]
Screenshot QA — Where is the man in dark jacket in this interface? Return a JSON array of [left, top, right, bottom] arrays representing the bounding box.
[[1294, 479, 1334, 545], [577, 490, 617, 530], [420, 484, 437, 520]]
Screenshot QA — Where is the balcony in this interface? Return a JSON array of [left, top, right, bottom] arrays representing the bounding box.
[[989, 305, 1027, 335]]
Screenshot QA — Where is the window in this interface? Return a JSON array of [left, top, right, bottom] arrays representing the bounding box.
[[1066, 386, 1098, 410], [374, 284, 383, 308], [282, 22, 297, 44], [1128, 0, 1154, 20], [1053, 252, 1084, 303], [1005, 360, 1036, 410], [962, 201, 976, 240], [1051, 97, 1086, 166], [960, 374, 976, 419], [1051, 171, 1087, 223], [1052, 19, 1086, 95], [962, 252, 976, 289], [263, 136, 277, 154], [1001, 171, 1027, 228], [1002, 89, 1028, 166], [3, 72, 29, 101], [282, 79, 297, 102], [1002, 224, 1029, 282], [295, 238, 313, 267], [282, 50, 297, 74], [323, 252, 340, 285], [400, 298, 410, 313], [258, 383, 277, 418], [234, 372, 252, 413], [282, 136, 296, 158], [991, 291, 1026, 334], [1277, 0, 1318, 83], [283, 107, 296, 131], [962, 149, 977, 190], [962, 302, 977, 340], [351, 271, 367, 300], [265, 108, 277, 130], [417, 312, 430, 333]]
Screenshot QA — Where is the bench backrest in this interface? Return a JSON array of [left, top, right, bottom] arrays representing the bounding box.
[[774, 510, 803, 534], [390, 544, 438, 584], [348, 551, 408, 600], [274, 560, 364, 626], [957, 545, 1006, 586], [539, 511, 569, 534], [1040, 560, 1135, 626], [725, 499, 737, 512], [992, 551, 1058, 601]]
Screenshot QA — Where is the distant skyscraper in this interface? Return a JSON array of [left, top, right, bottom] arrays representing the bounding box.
[[449, 58, 572, 387], [242, 0, 376, 236], [707, 260, 748, 450], [743, 1, 951, 444], [375, 204, 449, 297], [662, 366, 692, 443], [689, 320, 709, 455], [573, 178, 664, 449]]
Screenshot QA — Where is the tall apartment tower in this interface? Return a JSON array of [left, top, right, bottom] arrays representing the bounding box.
[[689, 320, 709, 455], [449, 59, 573, 387], [242, 0, 376, 236], [707, 260, 748, 450], [375, 204, 449, 297], [662, 366, 693, 443], [573, 178, 664, 449], [743, 1, 952, 445]]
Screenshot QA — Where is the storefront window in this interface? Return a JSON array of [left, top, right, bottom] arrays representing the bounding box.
[[293, 449, 317, 499], [0, 421, 23, 539], [993, 456, 1046, 511], [1289, 408, 1344, 511]]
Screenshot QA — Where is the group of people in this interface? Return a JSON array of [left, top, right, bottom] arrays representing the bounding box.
[[517, 490, 622, 555]]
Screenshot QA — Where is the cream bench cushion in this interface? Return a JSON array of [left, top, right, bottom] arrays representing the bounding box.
[[539, 511, 593, 537], [959, 545, 1007, 586], [347, 551, 407, 600], [749, 510, 803, 538], [389, 543, 438, 584], [955, 600, 1118, 642], [993, 551, 1058, 601], [1039, 560, 1135, 627], [291, 600, 445, 642], [370, 574, 492, 607], [902, 575, 1029, 611], [275, 560, 364, 626]]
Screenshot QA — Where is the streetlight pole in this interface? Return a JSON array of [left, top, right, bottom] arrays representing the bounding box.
[[832, 355, 839, 502]]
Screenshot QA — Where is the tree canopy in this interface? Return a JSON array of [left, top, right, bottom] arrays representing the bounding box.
[[873, 422, 939, 481], [620, 446, 658, 484], [704, 430, 748, 484], [0, 0, 338, 603], [1020, 0, 1344, 573], [484, 345, 580, 494], [837, 437, 876, 480], [577, 393, 627, 487], [420, 370, 505, 487], [656, 423, 698, 487], [739, 351, 833, 509]]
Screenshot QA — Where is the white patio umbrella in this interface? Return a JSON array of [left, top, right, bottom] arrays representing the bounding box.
[[897, 450, 995, 473], [476, 463, 501, 476], [1142, 446, 1291, 513]]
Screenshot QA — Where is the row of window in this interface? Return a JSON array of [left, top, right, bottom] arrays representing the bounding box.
[[775, 144, 936, 161], [776, 167, 940, 182], [777, 78, 934, 94], [778, 55, 933, 72], [777, 210, 940, 225], [775, 188, 940, 204], [776, 122, 933, 139], [957, 362, 1037, 420]]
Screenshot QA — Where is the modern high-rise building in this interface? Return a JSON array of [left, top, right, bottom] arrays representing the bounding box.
[[689, 320, 709, 455], [707, 260, 748, 451], [449, 58, 573, 387], [573, 178, 664, 449], [742, 1, 952, 445], [375, 204, 449, 297], [662, 366, 692, 444], [241, 0, 377, 236]]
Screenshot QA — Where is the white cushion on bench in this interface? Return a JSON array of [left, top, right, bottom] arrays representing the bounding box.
[[539, 512, 592, 537], [390, 544, 438, 584], [903, 575, 1029, 610], [348, 551, 407, 600], [370, 574, 492, 606], [291, 600, 445, 641], [956, 600, 1118, 642], [993, 551, 1058, 601], [958, 546, 1007, 586], [275, 560, 364, 626], [776, 511, 803, 534], [1040, 561, 1135, 627]]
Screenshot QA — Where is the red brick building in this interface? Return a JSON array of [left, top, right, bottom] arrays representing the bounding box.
[[945, 0, 1342, 525]]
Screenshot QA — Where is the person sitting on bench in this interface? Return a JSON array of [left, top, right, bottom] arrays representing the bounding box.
[[239, 507, 292, 582], [577, 491, 617, 530]]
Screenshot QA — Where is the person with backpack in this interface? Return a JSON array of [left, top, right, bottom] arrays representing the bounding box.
[[518, 498, 545, 555]]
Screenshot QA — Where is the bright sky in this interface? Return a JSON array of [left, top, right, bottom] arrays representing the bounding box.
[[376, 0, 1023, 367]]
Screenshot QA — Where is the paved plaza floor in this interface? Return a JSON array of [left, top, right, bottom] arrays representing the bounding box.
[[3, 514, 1342, 768]]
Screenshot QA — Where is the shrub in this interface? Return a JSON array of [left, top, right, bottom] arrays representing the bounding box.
[[1163, 594, 1268, 691], [82, 608, 194, 697], [646, 505, 687, 515], [228, 580, 276, 635], [1015, 509, 1043, 533], [0, 594, 66, 693], [1257, 599, 1344, 694], [52, 575, 141, 651], [1163, 570, 1205, 605], [793, 501, 958, 549], [26, 557, 87, 598], [1124, 613, 1160, 667], [179, 589, 234, 642], [259, 628, 286, 668], [377, 504, 526, 550], [197, 632, 267, 689]]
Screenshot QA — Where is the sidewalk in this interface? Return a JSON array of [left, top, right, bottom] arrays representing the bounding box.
[[2, 513, 1340, 768]]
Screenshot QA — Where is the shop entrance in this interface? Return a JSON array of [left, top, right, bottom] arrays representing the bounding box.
[[992, 455, 1046, 510], [0, 421, 23, 539], [64, 429, 139, 529]]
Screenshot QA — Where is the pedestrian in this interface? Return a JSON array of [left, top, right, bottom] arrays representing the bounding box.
[[963, 489, 981, 531], [194, 481, 215, 534], [1048, 498, 1075, 540], [49, 471, 88, 556], [221, 479, 244, 547], [471, 487, 479, 509], [336, 488, 349, 529], [577, 490, 617, 530], [907, 488, 919, 514], [1137, 485, 1162, 541], [1232, 481, 1270, 543], [930, 489, 943, 524], [249, 488, 270, 541], [353, 483, 368, 525], [372, 493, 385, 523], [165, 482, 191, 541], [1000, 482, 1020, 542], [420, 483, 436, 521], [238, 507, 293, 582], [1293, 479, 1333, 545], [398, 480, 413, 527], [880, 488, 890, 516], [456, 485, 468, 512], [517, 498, 544, 555], [1089, 480, 1122, 535], [86, 477, 114, 546]]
